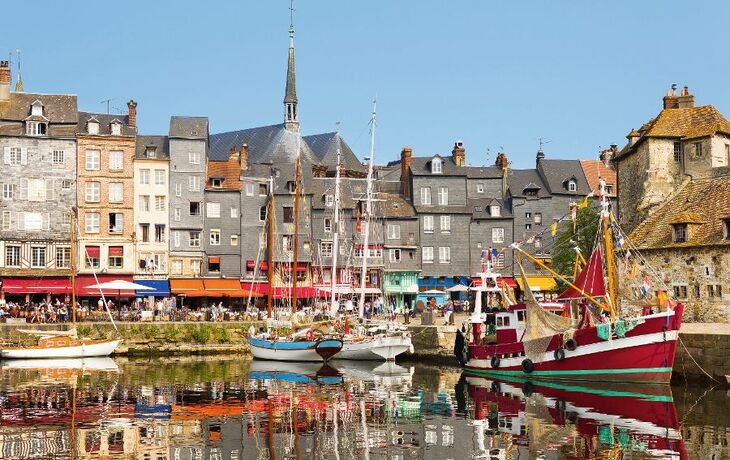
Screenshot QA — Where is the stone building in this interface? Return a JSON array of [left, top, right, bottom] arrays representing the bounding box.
[[134, 135, 170, 278], [76, 104, 137, 283], [616, 86, 730, 232], [0, 61, 78, 302], [168, 116, 209, 278]]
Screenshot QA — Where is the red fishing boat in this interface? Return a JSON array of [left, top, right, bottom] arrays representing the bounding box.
[[456, 182, 683, 384]]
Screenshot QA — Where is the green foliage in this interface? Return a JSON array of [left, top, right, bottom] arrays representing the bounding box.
[[144, 324, 159, 340], [76, 325, 92, 338], [189, 324, 213, 344], [552, 204, 601, 278], [164, 326, 182, 342], [216, 327, 231, 343]]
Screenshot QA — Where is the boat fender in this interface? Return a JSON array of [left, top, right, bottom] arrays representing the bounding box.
[[564, 338, 577, 351], [460, 346, 469, 364], [522, 381, 534, 396], [521, 359, 535, 374], [490, 381, 501, 393], [454, 329, 467, 365], [553, 348, 566, 361], [490, 355, 500, 369]]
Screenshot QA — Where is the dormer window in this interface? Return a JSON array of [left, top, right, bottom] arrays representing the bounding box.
[[31, 101, 43, 117], [87, 120, 99, 135], [325, 194, 334, 207], [672, 224, 688, 243], [287, 181, 296, 193], [568, 180, 577, 192], [26, 122, 47, 136], [211, 178, 223, 188], [490, 205, 501, 217], [110, 121, 122, 136], [431, 158, 442, 174], [525, 189, 538, 197], [145, 147, 157, 159]]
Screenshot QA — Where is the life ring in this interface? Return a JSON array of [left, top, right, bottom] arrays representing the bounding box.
[[521, 359, 535, 374], [490, 355, 500, 369], [522, 381, 534, 396], [564, 338, 578, 351], [553, 348, 566, 361], [306, 329, 314, 341]]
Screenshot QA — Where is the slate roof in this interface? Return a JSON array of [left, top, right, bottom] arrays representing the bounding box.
[[381, 193, 417, 218], [537, 159, 592, 196], [618, 105, 730, 159], [135, 135, 169, 159], [207, 157, 242, 190], [468, 198, 513, 219], [630, 175, 730, 249], [78, 112, 135, 136], [507, 169, 550, 198], [465, 166, 503, 179], [303, 131, 366, 175], [209, 124, 321, 166], [169, 116, 208, 139], [0, 92, 77, 123], [375, 165, 401, 182], [408, 155, 466, 176], [310, 177, 361, 210], [580, 160, 617, 196]]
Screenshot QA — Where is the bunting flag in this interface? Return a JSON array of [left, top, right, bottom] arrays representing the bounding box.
[[616, 234, 625, 249], [623, 249, 632, 271], [355, 207, 362, 233], [480, 249, 487, 261], [550, 221, 558, 237], [570, 205, 577, 232], [626, 261, 639, 281], [656, 290, 668, 308], [491, 247, 499, 259], [578, 195, 589, 209], [640, 275, 653, 298]]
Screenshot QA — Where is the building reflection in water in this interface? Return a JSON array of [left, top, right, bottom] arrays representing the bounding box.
[[0, 357, 719, 459]]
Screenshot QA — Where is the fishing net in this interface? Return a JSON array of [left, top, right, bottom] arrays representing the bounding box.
[[518, 259, 573, 361]]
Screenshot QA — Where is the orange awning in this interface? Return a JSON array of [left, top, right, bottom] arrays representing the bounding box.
[[170, 279, 207, 297], [204, 279, 262, 298]]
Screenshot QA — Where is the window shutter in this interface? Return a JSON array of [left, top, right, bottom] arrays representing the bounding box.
[[20, 148, 28, 165], [16, 212, 24, 230], [18, 178, 28, 200], [3, 147, 9, 165], [45, 179, 55, 201], [42, 213, 50, 230]]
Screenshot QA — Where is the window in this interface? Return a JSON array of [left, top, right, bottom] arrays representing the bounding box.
[[206, 202, 220, 218], [420, 187, 432, 205], [673, 142, 682, 162], [189, 176, 200, 191], [692, 142, 703, 159], [286, 181, 296, 193], [5, 147, 22, 165], [534, 238, 542, 249], [324, 217, 333, 233], [230, 207, 238, 218], [387, 224, 401, 240], [5, 246, 20, 267], [2, 211, 10, 230], [24, 212, 43, 231], [145, 147, 156, 158], [189, 151, 201, 165], [390, 249, 402, 263], [109, 151, 123, 171], [672, 224, 688, 243], [230, 235, 239, 246], [175, 183, 182, 197], [211, 178, 223, 188], [188, 201, 200, 216], [707, 285, 722, 298], [154, 224, 165, 243], [422, 247, 434, 264], [477, 183, 484, 193], [490, 205, 500, 217], [62, 179, 72, 190], [140, 223, 150, 242], [30, 247, 46, 268], [154, 196, 166, 212], [85, 246, 100, 268], [85, 213, 100, 233], [173, 231, 180, 247], [171, 259, 183, 275], [191, 259, 202, 275], [26, 121, 47, 136], [724, 219, 730, 240], [154, 170, 165, 185], [139, 169, 150, 185], [283, 207, 294, 223], [439, 246, 451, 264], [28, 179, 46, 202], [108, 250, 123, 269], [56, 247, 70, 268], [174, 207, 181, 221], [525, 212, 532, 219], [605, 184, 614, 194], [431, 159, 442, 174], [108, 183, 123, 203], [534, 213, 542, 224], [440, 215, 451, 233], [438, 187, 449, 205], [2, 183, 14, 200], [496, 316, 511, 328], [259, 206, 267, 222], [568, 180, 577, 192], [259, 184, 268, 196], [492, 227, 505, 243], [423, 215, 434, 233], [189, 231, 201, 247], [85, 150, 100, 170], [673, 285, 688, 299], [210, 229, 221, 245], [241, 183, 254, 196], [139, 195, 150, 212], [321, 242, 333, 257], [108, 212, 124, 233], [525, 223, 532, 230], [87, 120, 99, 134], [325, 194, 334, 207], [52, 150, 65, 165]]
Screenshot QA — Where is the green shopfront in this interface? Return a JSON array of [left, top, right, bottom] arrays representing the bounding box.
[[383, 271, 419, 311]]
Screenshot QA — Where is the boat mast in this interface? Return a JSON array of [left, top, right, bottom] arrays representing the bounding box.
[[292, 135, 302, 315], [70, 207, 77, 324], [267, 175, 275, 319], [330, 129, 342, 313], [357, 100, 377, 317], [599, 180, 618, 319]]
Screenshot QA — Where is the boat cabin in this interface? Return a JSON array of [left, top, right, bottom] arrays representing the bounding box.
[[494, 302, 566, 344]]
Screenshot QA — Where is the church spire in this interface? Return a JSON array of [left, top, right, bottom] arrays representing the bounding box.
[[284, 0, 298, 131], [14, 50, 23, 93]]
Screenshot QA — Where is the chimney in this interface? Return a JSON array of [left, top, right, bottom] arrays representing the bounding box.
[[239, 143, 249, 171], [451, 140, 465, 167], [626, 129, 640, 146], [600, 146, 617, 167], [663, 84, 679, 109], [127, 100, 137, 129], [0, 61, 10, 103], [677, 86, 695, 109], [536, 148, 545, 167], [400, 146, 413, 200], [495, 152, 509, 197]]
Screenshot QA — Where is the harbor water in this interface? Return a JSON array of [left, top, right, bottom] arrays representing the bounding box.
[[0, 356, 724, 459]]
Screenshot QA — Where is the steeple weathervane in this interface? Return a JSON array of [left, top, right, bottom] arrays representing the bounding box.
[[284, 0, 298, 130]]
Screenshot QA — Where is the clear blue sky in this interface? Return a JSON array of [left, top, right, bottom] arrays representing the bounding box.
[[5, 1, 729, 168]]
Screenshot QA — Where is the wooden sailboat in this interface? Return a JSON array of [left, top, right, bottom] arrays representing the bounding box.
[[1, 208, 121, 359], [459, 181, 683, 383]]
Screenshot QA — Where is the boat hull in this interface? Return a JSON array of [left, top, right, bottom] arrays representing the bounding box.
[[463, 308, 682, 384], [337, 334, 413, 361], [0, 339, 121, 359], [248, 337, 343, 362]]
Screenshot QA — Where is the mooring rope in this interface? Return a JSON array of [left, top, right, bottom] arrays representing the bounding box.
[[678, 336, 719, 383]]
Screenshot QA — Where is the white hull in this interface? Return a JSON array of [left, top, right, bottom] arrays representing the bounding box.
[[338, 335, 413, 361], [0, 357, 119, 372], [249, 345, 327, 362], [0, 339, 121, 359]]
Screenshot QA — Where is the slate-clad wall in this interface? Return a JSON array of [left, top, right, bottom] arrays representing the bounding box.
[[169, 137, 206, 261], [203, 189, 242, 277]]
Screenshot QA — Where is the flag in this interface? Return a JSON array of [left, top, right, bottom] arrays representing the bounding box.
[[550, 222, 558, 237], [626, 261, 639, 281], [657, 290, 668, 308], [491, 247, 499, 259], [616, 234, 625, 249], [570, 205, 577, 232], [578, 195, 589, 209], [355, 207, 361, 233], [623, 249, 632, 271]]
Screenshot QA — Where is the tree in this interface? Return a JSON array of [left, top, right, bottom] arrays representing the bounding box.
[[551, 203, 601, 278]]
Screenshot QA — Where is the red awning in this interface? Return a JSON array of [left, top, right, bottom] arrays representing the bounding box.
[[471, 277, 516, 288], [1, 278, 71, 295], [260, 261, 269, 271], [284, 263, 307, 272], [75, 275, 135, 297], [85, 246, 100, 258], [246, 260, 255, 269], [108, 246, 124, 257], [249, 283, 317, 299]]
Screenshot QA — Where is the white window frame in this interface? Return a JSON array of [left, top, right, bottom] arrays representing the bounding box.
[[154, 169, 166, 185], [189, 151, 201, 165], [324, 217, 332, 233], [2, 183, 15, 200], [245, 183, 255, 196], [28, 179, 46, 202], [490, 205, 500, 217], [230, 235, 239, 246], [24, 212, 43, 231], [320, 242, 333, 258], [431, 159, 442, 174], [5, 245, 20, 267], [210, 229, 221, 246], [422, 246, 434, 264], [423, 215, 434, 234], [154, 196, 166, 212], [389, 248, 402, 263], [85, 212, 100, 233], [175, 183, 182, 197], [108, 182, 123, 203], [111, 122, 122, 136], [477, 183, 484, 193], [173, 230, 181, 247], [52, 150, 65, 165], [189, 176, 200, 192], [568, 180, 577, 192], [420, 187, 432, 205], [87, 121, 99, 135], [189, 231, 201, 247], [139, 169, 150, 185], [440, 215, 451, 233], [85, 182, 100, 203], [492, 227, 505, 244], [30, 246, 46, 268], [325, 194, 334, 207], [2, 211, 11, 230], [85, 150, 100, 171], [230, 207, 239, 218], [109, 151, 124, 171], [207, 202, 221, 218], [438, 186, 449, 205], [438, 246, 451, 264], [139, 195, 150, 212], [387, 224, 401, 240]]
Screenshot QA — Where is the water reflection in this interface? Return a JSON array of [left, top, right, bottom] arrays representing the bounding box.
[[0, 357, 722, 459]]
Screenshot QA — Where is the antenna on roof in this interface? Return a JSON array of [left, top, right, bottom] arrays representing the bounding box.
[[289, 0, 296, 36], [100, 98, 115, 114], [538, 137, 551, 152]]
